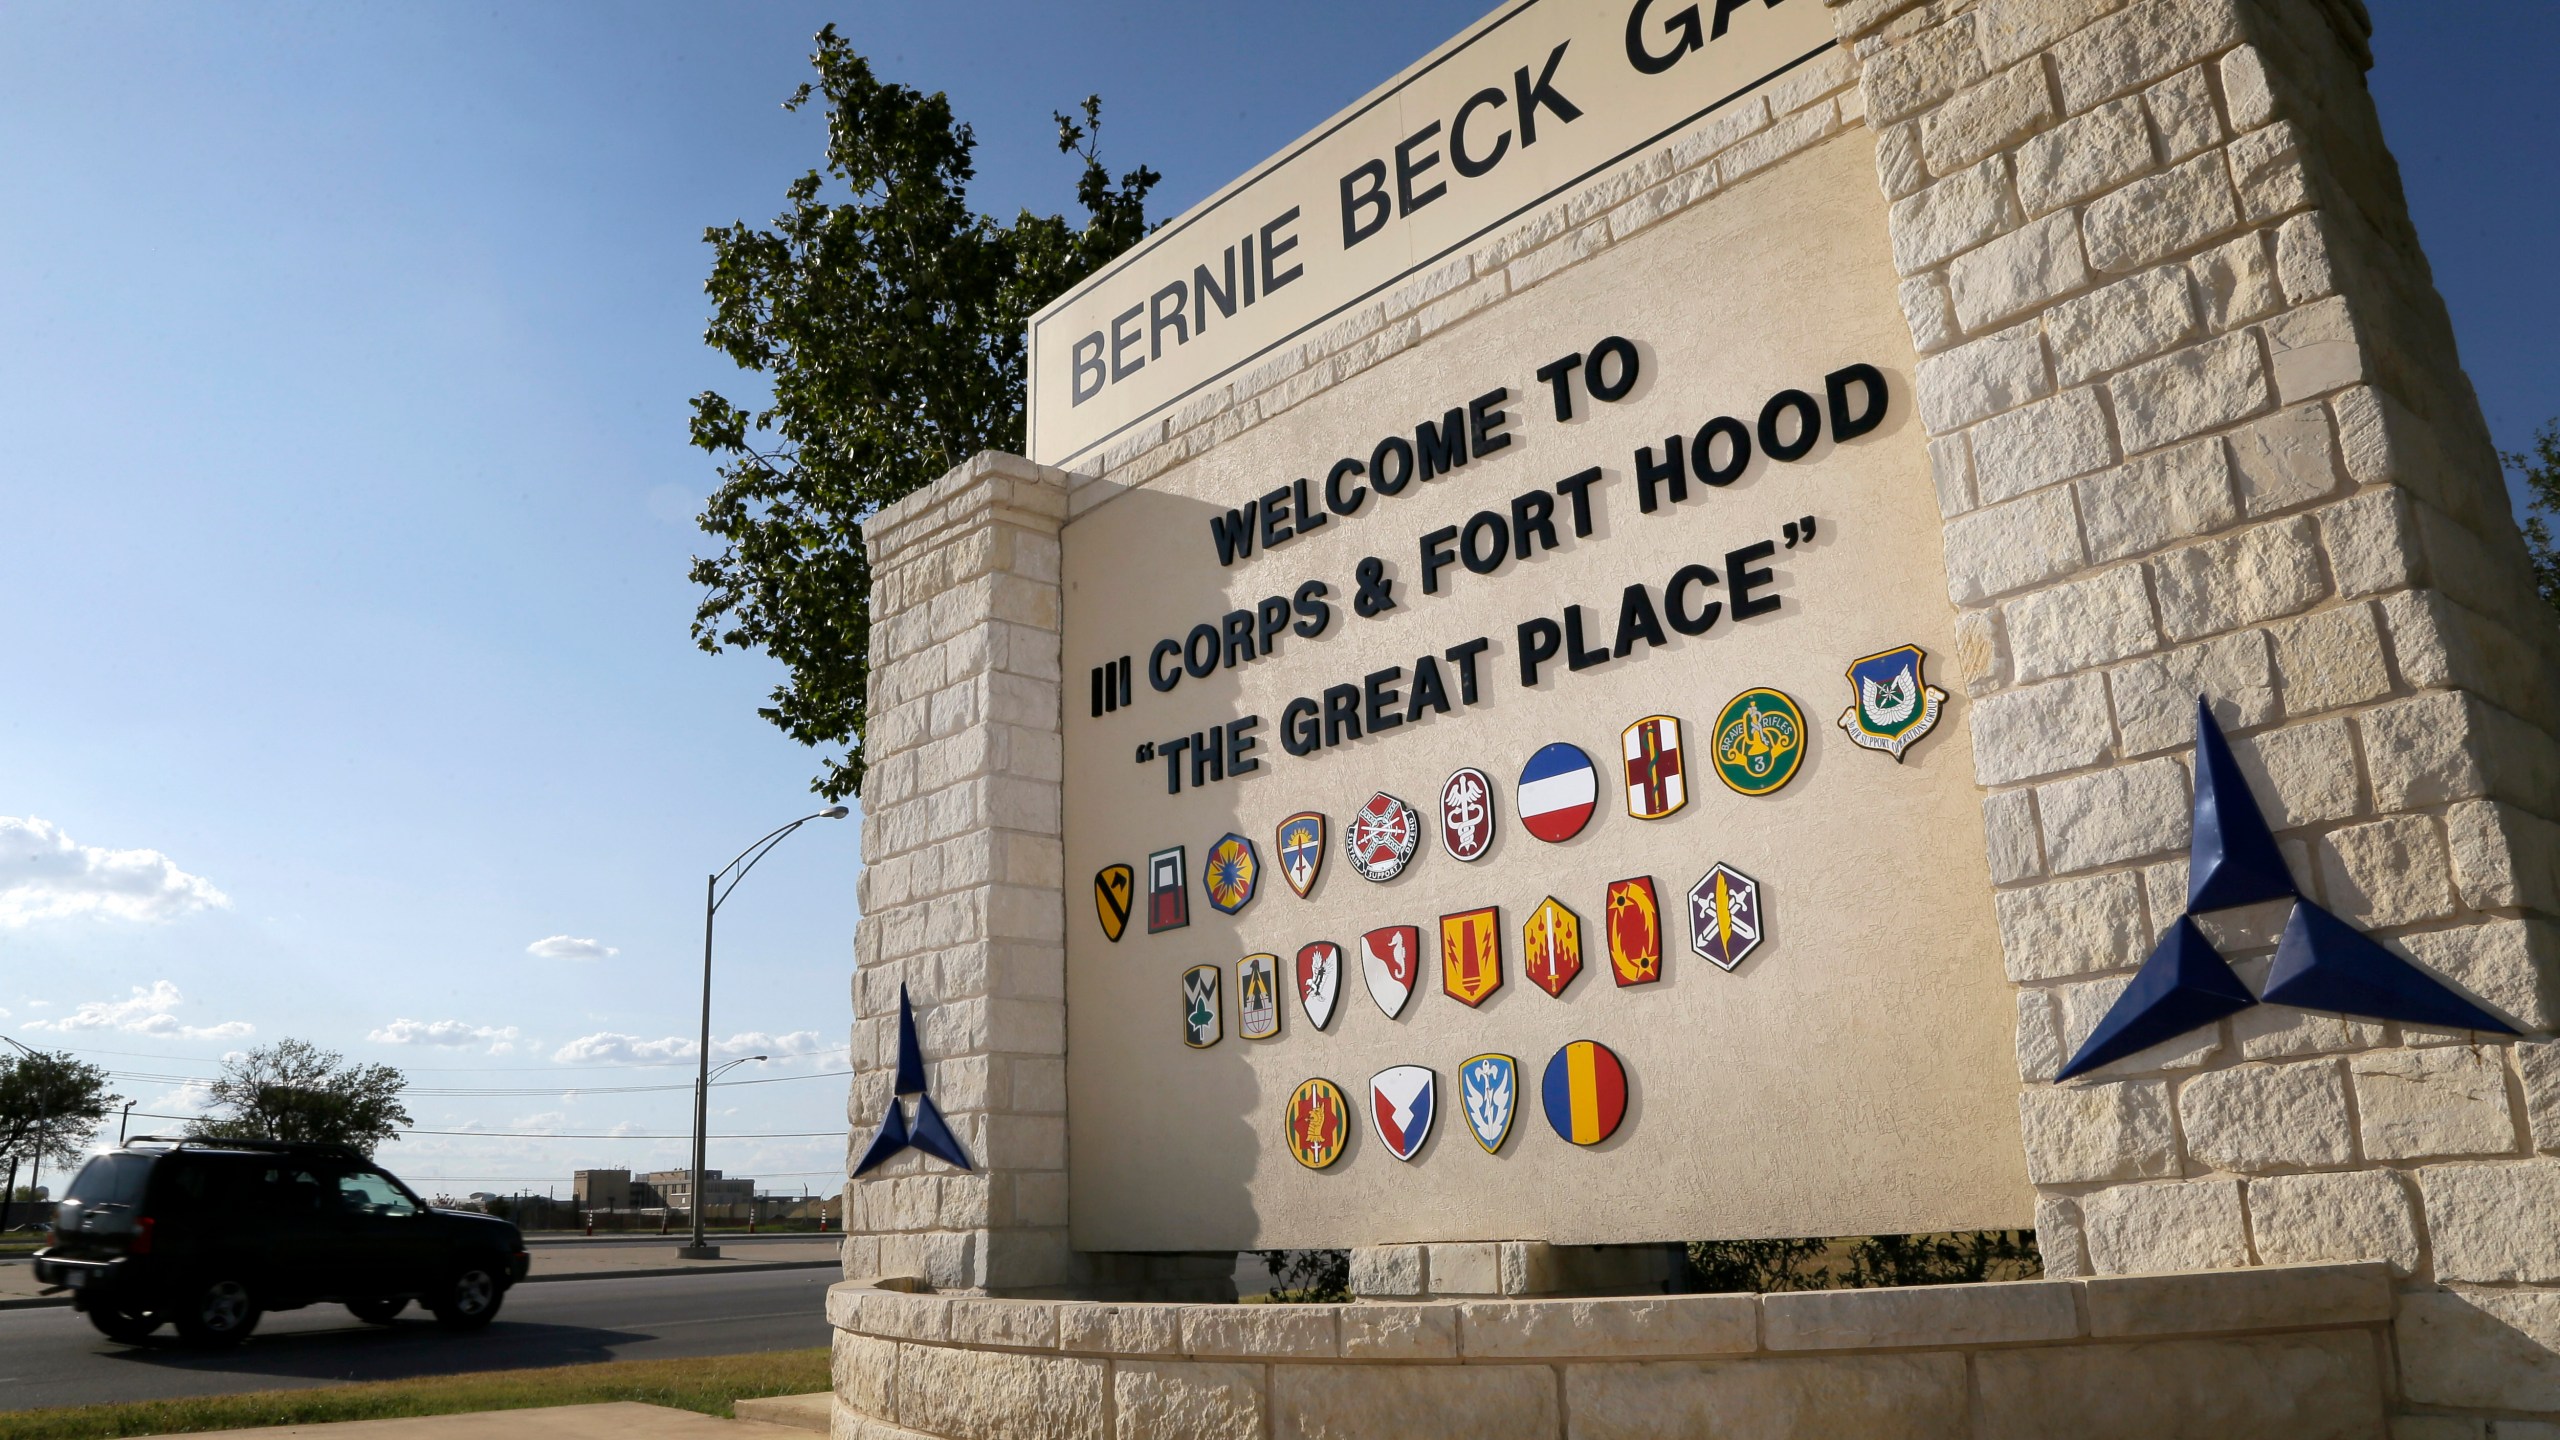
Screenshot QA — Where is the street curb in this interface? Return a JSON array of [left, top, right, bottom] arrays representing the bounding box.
[[0, 1258, 841, 1311]]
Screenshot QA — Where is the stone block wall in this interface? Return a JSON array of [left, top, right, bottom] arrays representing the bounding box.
[[1832, 0, 2560, 1421], [824, 1263, 2394, 1439]]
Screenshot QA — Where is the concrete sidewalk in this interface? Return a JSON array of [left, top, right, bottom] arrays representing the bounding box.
[[0, 1239, 842, 1308], [117, 1401, 814, 1438]]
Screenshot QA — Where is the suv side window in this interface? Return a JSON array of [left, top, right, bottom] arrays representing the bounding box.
[[335, 1170, 420, 1218], [257, 1165, 332, 1222]]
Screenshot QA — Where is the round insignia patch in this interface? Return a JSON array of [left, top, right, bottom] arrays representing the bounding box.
[[1540, 1039, 1629, 1146], [1516, 742, 1597, 843], [1439, 766, 1495, 860], [1285, 1077, 1349, 1169], [1712, 687, 1808, 796], [1344, 792, 1421, 882], [1203, 833, 1259, 914]]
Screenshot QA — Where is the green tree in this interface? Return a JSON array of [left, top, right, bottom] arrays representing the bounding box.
[[189, 1039, 411, 1157], [689, 27, 1158, 800], [2499, 420, 2560, 619], [0, 1048, 123, 1170]]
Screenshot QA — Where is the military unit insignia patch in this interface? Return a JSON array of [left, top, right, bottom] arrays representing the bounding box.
[[1276, 811, 1326, 898], [1369, 1065, 1436, 1161], [1181, 964, 1222, 1048], [1604, 877, 1664, 986], [1361, 924, 1420, 1018], [1237, 953, 1280, 1039], [1523, 896, 1583, 998], [1542, 1039, 1629, 1146], [1439, 766, 1496, 861], [1345, 791, 1422, 882], [1460, 1053, 1517, 1154], [1204, 832, 1260, 915], [1439, 906, 1504, 1007], [1688, 863, 1764, 972], [1285, 1077, 1348, 1169], [1838, 644, 1947, 762], [1713, 687, 1807, 796], [1621, 715, 1687, 819], [1296, 940, 1342, 1030], [1146, 846, 1188, 933], [1517, 741, 1598, 843], [1094, 864, 1133, 942]]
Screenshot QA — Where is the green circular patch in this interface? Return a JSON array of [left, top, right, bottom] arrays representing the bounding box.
[[1712, 687, 1807, 796]]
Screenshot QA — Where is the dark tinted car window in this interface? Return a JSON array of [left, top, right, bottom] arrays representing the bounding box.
[[65, 1154, 151, 1207], [159, 1155, 261, 1212]]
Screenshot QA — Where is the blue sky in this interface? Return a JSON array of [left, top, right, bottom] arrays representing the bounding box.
[[1, 1, 2551, 1200]]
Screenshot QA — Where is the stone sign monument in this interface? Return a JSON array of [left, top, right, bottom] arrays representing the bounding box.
[[831, 0, 2560, 1433]]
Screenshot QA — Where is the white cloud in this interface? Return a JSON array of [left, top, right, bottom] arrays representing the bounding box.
[[27, 979, 253, 1040], [370, 1018, 523, 1051], [550, 1029, 831, 1066], [1, 816, 229, 927], [527, 935, 617, 961]]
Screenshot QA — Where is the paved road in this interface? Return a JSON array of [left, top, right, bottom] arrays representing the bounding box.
[[0, 1267, 837, 1413]]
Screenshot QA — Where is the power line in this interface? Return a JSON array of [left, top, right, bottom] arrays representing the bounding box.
[[125, 1111, 848, 1141], [56, 1042, 851, 1074], [101, 1067, 853, 1097]]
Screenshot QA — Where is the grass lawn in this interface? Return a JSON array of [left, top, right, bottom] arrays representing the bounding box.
[[0, 1348, 829, 1440]]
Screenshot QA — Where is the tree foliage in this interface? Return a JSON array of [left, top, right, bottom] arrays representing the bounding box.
[[688, 27, 1158, 800], [1253, 1248, 1351, 1303], [0, 1048, 122, 1169], [2499, 419, 2560, 619], [189, 1039, 411, 1157], [1686, 1230, 2042, 1293]]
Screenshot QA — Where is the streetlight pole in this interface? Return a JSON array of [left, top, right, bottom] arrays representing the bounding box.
[[679, 806, 846, 1260]]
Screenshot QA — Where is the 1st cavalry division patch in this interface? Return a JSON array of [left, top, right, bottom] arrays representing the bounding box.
[[1714, 688, 1807, 796], [1440, 906, 1504, 1007], [1285, 1077, 1348, 1169], [1181, 965, 1222, 1048], [1147, 847, 1188, 933], [1622, 716, 1687, 819], [1238, 953, 1281, 1039], [1204, 833, 1260, 914], [1838, 644, 1948, 762], [1094, 864, 1133, 942], [1346, 791, 1422, 882], [1276, 811, 1326, 898], [1605, 877, 1664, 986]]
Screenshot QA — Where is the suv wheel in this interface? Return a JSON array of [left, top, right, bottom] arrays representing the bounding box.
[[85, 1301, 164, 1343], [173, 1278, 261, 1348], [430, 1262, 504, 1331], [348, 1297, 407, 1325]]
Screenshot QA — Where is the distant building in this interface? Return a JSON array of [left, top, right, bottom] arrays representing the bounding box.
[[643, 1168, 752, 1212], [572, 1169, 633, 1209]]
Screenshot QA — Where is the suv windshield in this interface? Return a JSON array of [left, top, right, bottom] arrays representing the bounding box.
[[65, 1153, 151, 1207], [336, 1170, 420, 1218]]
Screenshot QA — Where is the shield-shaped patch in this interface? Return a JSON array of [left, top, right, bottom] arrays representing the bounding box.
[[1622, 716, 1687, 819], [1361, 925, 1420, 1019], [1181, 964, 1222, 1048], [1296, 940, 1342, 1030], [1523, 896, 1583, 998], [1837, 644, 1947, 762], [1439, 906, 1503, 1007], [1369, 1065, 1436, 1162], [1605, 877, 1663, 987], [1094, 864, 1133, 942], [1147, 846, 1188, 933], [1238, 953, 1281, 1039], [1276, 811, 1326, 898], [1459, 1052, 1517, 1154]]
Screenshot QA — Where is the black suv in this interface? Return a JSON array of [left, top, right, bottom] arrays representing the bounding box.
[[32, 1137, 530, 1347]]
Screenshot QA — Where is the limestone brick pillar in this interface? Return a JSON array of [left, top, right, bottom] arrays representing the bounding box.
[[842, 451, 1075, 1296], [1831, 0, 2560, 1417]]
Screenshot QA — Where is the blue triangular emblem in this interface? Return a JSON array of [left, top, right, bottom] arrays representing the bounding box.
[[2263, 900, 2516, 1034], [2186, 697, 2297, 912], [2058, 917, 2258, 1080], [893, 984, 928, 1095]]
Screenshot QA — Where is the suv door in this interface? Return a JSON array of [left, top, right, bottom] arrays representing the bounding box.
[[245, 1162, 338, 1303], [326, 1167, 437, 1299]]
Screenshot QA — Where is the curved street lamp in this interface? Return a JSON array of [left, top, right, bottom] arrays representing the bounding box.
[[679, 807, 846, 1260]]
